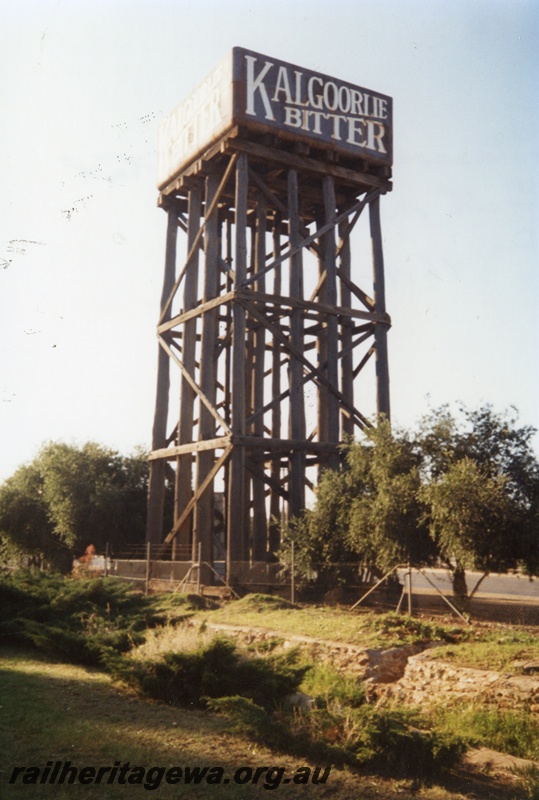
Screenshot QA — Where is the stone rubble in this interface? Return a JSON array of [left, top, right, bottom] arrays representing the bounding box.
[[203, 621, 539, 713]]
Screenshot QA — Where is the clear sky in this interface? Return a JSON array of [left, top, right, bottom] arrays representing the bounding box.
[[1, 0, 538, 482]]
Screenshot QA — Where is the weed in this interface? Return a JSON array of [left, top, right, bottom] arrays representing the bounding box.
[[431, 704, 539, 760], [301, 661, 366, 708]]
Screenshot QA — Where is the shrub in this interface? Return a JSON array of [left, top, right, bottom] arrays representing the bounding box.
[[0, 571, 184, 665], [114, 638, 309, 710], [301, 662, 366, 708], [208, 695, 467, 778], [366, 612, 463, 645]]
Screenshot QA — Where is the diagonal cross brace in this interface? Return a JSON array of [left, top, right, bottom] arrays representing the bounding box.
[[240, 298, 371, 430]]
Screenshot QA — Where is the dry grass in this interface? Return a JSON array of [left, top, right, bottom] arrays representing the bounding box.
[[127, 621, 214, 662]]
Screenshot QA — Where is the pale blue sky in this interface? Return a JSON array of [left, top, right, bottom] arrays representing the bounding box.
[[1, 0, 538, 481]]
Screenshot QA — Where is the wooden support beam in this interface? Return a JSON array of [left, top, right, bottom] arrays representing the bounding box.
[[174, 183, 202, 555], [323, 175, 340, 468], [227, 138, 391, 192], [227, 152, 249, 572], [157, 291, 236, 334], [146, 205, 178, 544], [159, 153, 238, 325], [194, 172, 221, 575], [287, 168, 306, 519], [369, 195, 391, 420], [150, 436, 232, 460], [236, 288, 387, 324], [336, 267, 375, 311], [316, 208, 329, 449], [251, 192, 268, 559], [353, 346, 375, 380], [245, 457, 290, 502], [339, 217, 354, 439], [165, 448, 232, 544], [240, 191, 378, 290], [158, 335, 231, 435], [240, 298, 371, 430], [234, 435, 341, 453], [269, 217, 283, 555]]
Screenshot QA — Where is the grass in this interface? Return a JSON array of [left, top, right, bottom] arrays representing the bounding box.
[[0, 646, 497, 800], [514, 766, 539, 800], [202, 596, 465, 648], [0, 646, 325, 799], [2, 576, 538, 799], [422, 631, 539, 673], [430, 704, 539, 762]]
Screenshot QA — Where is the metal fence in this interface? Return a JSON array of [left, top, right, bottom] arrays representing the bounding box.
[[96, 546, 539, 627]]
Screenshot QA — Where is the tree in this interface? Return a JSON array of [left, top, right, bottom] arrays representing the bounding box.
[[0, 442, 151, 572], [420, 458, 515, 608], [418, 404, 539, 582], [278, 405, 539, 601], [278, 421, 432, 590], [278, 466, 358, 590], [345, 421, 433, 572], [0, 461, 61, 569]]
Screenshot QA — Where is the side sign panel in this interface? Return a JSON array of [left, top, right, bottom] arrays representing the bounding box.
[[158, 53, 233, 189]]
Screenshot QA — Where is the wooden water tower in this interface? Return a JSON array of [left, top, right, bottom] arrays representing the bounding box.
[[146, 48, 392, 583]]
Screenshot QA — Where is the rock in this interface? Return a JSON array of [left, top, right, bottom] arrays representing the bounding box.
[[288, 692, 316, 710]]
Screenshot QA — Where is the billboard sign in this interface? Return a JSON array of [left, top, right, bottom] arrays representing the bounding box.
[[158, 47, 392, 189]]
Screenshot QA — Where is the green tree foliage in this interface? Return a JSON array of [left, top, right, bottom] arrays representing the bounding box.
[[418, 405, 539, 579], [279, 421, 431, 588], [345, 422, 432, 571], [278, 467, 359, 589], [279, 406, 539, 598], [420, 458, 515, 605], [0, 442, 150, 571], [0, 461, 57, 567]]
